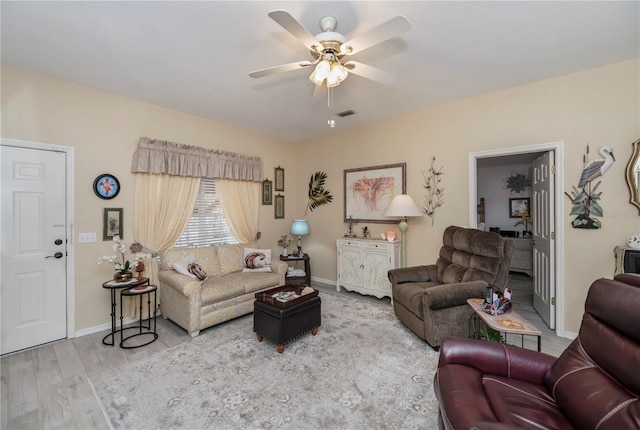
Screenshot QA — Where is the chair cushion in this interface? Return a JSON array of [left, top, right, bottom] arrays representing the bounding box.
[[437, 226, 507, 287], [393, 281, 440, 318], [483, 375, 572, 429]]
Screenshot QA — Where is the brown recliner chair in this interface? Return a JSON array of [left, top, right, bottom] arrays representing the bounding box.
[[388, 226, 514, 349], [434, 274, 640, 429]]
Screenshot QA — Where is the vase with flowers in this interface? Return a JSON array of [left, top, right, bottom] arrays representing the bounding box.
[[99, 236, 150, 282], [514, 210, 533, 238], [277, 235, 292, 257]]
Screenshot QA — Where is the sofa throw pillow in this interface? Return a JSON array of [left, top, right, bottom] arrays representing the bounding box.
[[187, 262, 208, 281], [173, 254, 198, 279], [242, 248, 272, 273]]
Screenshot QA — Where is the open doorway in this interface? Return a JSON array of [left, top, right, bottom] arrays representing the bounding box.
[[468, 142, 565, 336]]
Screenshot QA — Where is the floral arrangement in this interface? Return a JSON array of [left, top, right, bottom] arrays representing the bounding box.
[[277, 235, 292, 250], [514, 210, 533, 234], [98, 236, 150, 274]]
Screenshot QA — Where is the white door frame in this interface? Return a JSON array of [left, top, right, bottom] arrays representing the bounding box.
[[468, 141, 565, 337], [1, 138, 75, 339]]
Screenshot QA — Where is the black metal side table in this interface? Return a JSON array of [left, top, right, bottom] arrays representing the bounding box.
[[279, 253, 311, 286], [102, 277, 149, 346], [119, 284, 158, 349]]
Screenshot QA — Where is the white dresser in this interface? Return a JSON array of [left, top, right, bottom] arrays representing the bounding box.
[[508, 238, 533, 277], [336, 238, 400, 303]]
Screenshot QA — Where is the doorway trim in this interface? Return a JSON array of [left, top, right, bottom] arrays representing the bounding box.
[[1, 138, 76, 339], [468, 141, 565, 337]]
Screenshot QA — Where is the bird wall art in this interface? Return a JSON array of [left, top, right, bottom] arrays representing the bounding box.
[[567, 144, 615, 229]]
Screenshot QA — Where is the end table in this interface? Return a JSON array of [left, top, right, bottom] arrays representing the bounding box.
[[101, 277, 149, 346], [280, 253, 311, 286]]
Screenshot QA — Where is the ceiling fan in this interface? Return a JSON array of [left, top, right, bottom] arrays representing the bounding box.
[[249, 10, 411, 88]]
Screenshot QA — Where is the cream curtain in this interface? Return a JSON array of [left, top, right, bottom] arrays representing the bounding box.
[[128, 173, 201, 317], [216, 179, 261, 243], [131, 137, 263, 181]]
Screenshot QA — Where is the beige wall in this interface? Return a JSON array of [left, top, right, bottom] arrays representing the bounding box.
[[297, 58, 640, 334], [3, 58, 639, 335], [1, 67, 302, 331]]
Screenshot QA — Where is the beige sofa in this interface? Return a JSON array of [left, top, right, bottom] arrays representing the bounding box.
[[158, 243, 287, 337]]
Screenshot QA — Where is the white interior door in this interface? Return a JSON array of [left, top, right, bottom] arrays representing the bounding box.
[[532, 151, 555, 329], [1, 145, 68, 354]]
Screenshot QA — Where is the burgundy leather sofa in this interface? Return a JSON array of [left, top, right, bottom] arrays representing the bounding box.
[[434, 274, 640, 430]]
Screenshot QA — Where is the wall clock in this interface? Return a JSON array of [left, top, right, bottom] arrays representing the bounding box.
[[93, 173, 120, 200]]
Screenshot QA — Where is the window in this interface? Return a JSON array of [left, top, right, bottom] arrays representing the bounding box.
[[174, 178, 237, 248]]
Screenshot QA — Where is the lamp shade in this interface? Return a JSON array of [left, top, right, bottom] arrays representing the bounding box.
[[383, 195, 423, 218], [290, 219, 310, 236]]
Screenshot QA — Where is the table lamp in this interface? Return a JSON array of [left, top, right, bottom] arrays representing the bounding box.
[[290, 219, 310, 255], [383, 194, 423, 267]]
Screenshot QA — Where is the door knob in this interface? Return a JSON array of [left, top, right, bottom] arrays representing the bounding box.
[[46, 252, 64, 259]]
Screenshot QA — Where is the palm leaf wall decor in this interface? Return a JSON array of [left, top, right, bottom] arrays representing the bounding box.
[[306, 171, 333, 215]]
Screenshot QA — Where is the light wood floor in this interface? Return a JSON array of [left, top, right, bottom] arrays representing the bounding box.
[[1, 278, 571, 429]]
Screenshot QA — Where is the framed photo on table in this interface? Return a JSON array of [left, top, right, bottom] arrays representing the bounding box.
[[509, 198, 530, 218], [344, 163, 406, 223], [103, 208, 123, 240]]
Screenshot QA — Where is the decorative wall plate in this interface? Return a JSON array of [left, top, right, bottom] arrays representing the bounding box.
[[93, 174, 120, 199]]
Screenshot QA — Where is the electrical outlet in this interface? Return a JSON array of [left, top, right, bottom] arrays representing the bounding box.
[[78, 232, 97, 243]]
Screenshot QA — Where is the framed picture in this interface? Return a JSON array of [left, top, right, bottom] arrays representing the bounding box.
[[344, 163, 406, 223], [93, 173, 120, 200], [275, 194, 285, 219], [103, 208, 123, 240], [262, 179, 273, 205], [275, 166, 285, 191], [509, 198, 530, 218]]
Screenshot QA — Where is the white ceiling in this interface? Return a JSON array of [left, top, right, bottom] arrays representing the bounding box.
[[2, 1, 638, 142]]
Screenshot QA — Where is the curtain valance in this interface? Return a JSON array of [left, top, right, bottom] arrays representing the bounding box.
[[131, 137, 263, 181]]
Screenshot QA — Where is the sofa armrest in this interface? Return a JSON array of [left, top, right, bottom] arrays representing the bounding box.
[[438, 337, 556, 385], [388, 265, 438, 285], [158, 270, 202, 298], [271, 259, 288, 276], [422, 281, 487, 310]]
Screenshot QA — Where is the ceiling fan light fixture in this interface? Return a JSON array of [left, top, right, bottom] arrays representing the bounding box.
[[309, 59, 331, 86], [327, 62, 348, 86]]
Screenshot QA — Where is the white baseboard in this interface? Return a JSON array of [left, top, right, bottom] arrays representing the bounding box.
[[311, 276, 335, 287], [73, 310, 163, 338]]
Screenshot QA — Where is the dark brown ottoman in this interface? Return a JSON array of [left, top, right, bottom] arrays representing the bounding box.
[[254, 286, 321, 353]]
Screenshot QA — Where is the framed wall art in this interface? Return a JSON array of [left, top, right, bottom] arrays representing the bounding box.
[[275, 194, 285, 219], [103, 208, 123, 240], [262, 179, 273, 205], [509, 197, 530, 218], [275, 166, 285, 191], [344, 163, 406, 223]]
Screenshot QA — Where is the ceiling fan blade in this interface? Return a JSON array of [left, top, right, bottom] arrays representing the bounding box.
[[249, 61, 312, 78], [341, 16, 411, 56], [268, 10, 322, 53], [343, 61, 397, 85]]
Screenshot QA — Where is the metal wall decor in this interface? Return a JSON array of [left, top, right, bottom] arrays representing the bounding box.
[[421, 156, 444, 226], [503, 172, 530, 194], [567, 144, 615, 229]]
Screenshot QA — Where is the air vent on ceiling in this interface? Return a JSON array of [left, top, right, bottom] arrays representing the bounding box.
[[336, 110, 356, 117]]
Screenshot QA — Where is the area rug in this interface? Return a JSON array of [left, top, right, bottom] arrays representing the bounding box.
[[89, 289, 441, 429]]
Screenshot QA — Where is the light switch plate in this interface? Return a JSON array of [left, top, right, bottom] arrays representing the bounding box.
[[78, 232, 97, 243]]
